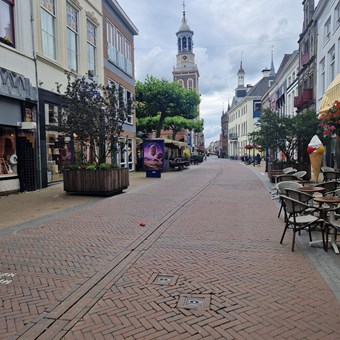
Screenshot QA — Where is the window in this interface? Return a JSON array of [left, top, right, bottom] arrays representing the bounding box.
[[86, 20, 96, 76], [126, 90, 133, 124], [107, 20, 116, 62], [0, 0, 14, 47], [118, 138, 133, 170], [40, 0, 56, 59], [45, 103, 60, 125], [66, 3, 78, 72], [328, 46, 335, 83], [0, 126, 16, 176], [187, 78, 194, 89], [335, 1, 340, 30], [324, 17, 331, 43], [320, 58, 325, 95]]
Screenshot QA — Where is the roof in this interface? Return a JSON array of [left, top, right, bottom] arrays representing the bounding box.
[[246, 75, 275, 97]]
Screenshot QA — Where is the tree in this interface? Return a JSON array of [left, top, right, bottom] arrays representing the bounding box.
[[58, 74, 131, 166], [164, 116, 204, 140], [250, 108, 321, 163], [135, 75, 200, 137]]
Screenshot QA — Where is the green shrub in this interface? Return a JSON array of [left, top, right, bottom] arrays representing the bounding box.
[[86, 164, 97, 171]]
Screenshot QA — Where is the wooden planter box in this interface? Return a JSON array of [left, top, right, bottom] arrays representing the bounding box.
[[63, 168, 129, 196]]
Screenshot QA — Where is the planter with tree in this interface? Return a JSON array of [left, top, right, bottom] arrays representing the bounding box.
[[250, 108, 321, 181], [58, 74, 132, 195]]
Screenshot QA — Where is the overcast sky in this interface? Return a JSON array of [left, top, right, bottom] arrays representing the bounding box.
[[117, 0, 305, 146]]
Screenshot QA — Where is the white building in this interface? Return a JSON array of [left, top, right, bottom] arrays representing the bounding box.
[[227, 61, 275, 158], [315, 0, 340, 112], [0, 0, 39, 194]]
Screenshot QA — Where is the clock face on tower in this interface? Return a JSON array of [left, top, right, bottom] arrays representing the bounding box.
[[182, 55, 188, 61]]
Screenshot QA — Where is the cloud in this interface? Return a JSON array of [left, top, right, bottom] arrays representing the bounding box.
[[118, 0, 303, 146]]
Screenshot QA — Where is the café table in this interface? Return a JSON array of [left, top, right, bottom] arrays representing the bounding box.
[[297, 186, 325, 195], [313, 195, 340, 254]]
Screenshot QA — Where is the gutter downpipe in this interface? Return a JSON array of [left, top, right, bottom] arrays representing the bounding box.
[[30, 0, 42, 189]]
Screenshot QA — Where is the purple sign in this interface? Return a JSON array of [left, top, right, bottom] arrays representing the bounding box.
[[143, 140, 164, 171]]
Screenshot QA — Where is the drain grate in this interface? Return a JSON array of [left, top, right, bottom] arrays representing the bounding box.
[[148, 273, 179, 286], [177, 294, 211, 310]]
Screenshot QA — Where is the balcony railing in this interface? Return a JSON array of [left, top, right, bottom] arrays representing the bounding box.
[[294, 88, 313, 109], [301, 52, 309, 65], [229, 133, 238, 141]]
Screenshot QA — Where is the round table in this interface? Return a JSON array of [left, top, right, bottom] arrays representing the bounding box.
[[297, 186, 325, 194], [312, 195, 340, 254]]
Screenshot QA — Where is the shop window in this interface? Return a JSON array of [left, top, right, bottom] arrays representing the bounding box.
[[0, 0, 15, 47], [45, 103, 60, 125], [0, 126, 17, 176], [46, 132, 72, 182]]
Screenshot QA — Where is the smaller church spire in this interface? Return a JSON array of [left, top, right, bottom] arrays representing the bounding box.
[[182, 0, 187, 25], [269, 47, 276, 77]]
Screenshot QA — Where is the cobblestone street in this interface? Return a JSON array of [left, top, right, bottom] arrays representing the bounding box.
[[1, 157, 340, 339]]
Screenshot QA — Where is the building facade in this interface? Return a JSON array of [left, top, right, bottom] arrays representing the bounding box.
[[103, 0, 138, 170], [315, 0, 340, 112], [227, 61, 275, 158], [294, 0, 317, 112], [0, 0, 39, 195]]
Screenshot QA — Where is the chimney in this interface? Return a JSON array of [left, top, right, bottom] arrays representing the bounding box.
[[262, 68, 270, 78]]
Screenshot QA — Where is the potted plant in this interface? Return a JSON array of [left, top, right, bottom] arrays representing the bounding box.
[[0, 37, 14, 47], [58, 74, 132, 195]]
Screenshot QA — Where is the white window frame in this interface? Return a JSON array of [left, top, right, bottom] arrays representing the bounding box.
[[328, 46, 336, 84], [40, 0, 56, 60], [86, 19, 96, 76], [324, 17, 331, 44], [66, 2, 78, 72], [106, 20, 116, 63], [335, 1, 340, 30]]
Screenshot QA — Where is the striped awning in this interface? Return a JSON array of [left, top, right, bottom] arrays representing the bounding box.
[[319, 73, 340, 114]]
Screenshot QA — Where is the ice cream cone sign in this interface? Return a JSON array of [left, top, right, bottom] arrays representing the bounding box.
[[307, 135, 324, 182]]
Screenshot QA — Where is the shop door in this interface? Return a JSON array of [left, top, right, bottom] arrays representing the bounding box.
[[17, 136, 37, 192]]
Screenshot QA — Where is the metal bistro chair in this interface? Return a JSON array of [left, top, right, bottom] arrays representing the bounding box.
[[285, 188, 318, 216], [322, 171, 340, 182], [280, 195, 325, 252], [276, 181, 303, 218], [292, 171, 307, 180]]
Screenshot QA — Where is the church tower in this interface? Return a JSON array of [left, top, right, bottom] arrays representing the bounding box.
[[172, 2, 203, 150], [172, 2, 199, 92]]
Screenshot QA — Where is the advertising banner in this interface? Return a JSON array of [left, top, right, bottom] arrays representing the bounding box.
[[143, 139, 164, 171], [253, 100, 262, 118]]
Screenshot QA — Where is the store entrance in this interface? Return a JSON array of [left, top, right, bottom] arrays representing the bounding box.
[[17, 136, 37, 192]]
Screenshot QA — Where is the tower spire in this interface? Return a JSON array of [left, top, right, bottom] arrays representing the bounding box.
[[269, 46, 275, 76], [182, 0, 186, 25]]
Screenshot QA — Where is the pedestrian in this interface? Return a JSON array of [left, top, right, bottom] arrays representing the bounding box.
[[256, 153, 261, 166]]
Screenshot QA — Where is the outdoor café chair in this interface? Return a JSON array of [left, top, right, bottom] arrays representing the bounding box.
[[321, 166, 336, 173], [285, 188, 318, 216], [276, 181, 302, 218], [280, 195, 325, 252], [292, 171, 307, 180], [282, 168, 297, 174], [323, 171, 340, 182]]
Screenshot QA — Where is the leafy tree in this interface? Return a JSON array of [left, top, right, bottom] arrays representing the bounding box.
[[250, 108, 320, 163], [164, 116, 204, 140], [135, 75, 200, 137], [58, 74, 131, 166]]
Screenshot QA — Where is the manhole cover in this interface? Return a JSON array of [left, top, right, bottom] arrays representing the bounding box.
[[155, 275, 173, 285], [148, 273, 179, 286], [177, 294, 211, 310]]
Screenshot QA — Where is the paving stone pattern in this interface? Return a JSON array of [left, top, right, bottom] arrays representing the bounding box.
[[1, 159, 340, 339]]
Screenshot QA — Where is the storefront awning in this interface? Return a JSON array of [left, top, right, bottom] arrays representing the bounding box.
[[319, 72, 340, 114]]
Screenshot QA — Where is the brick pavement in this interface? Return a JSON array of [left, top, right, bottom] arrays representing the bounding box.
[[1, 158, 340, 339]]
